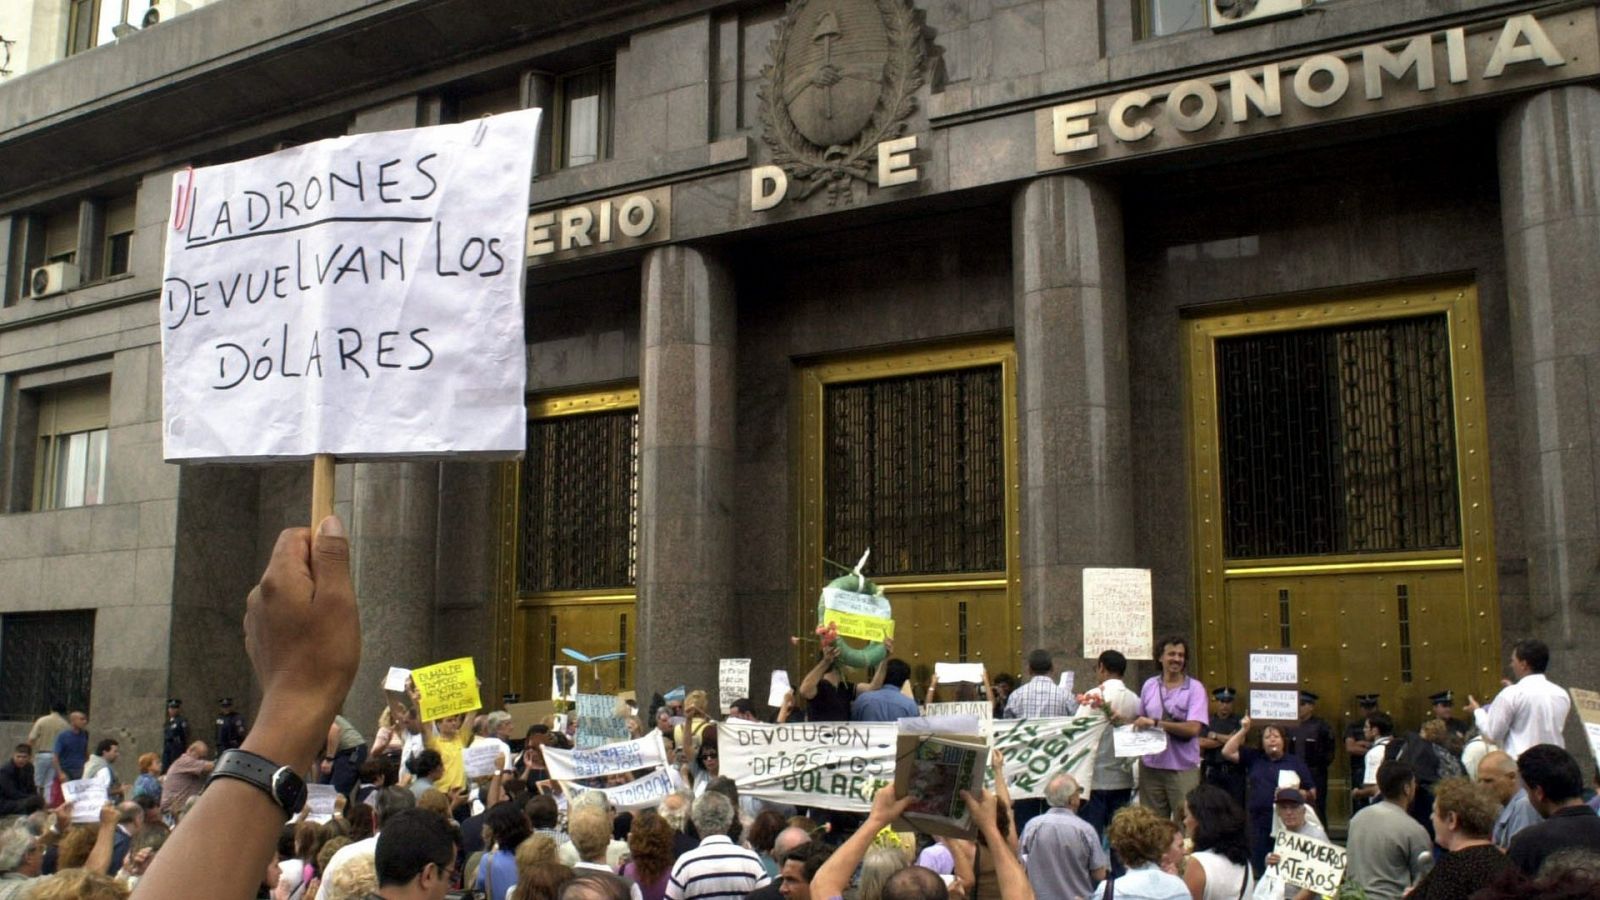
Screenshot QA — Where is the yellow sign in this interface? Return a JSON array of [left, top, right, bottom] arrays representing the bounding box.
[[412, 657, 482, 722], [822, 588, 895, 642]]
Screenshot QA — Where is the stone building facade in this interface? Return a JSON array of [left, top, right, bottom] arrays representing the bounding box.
[[1, 0, 1597, 811]]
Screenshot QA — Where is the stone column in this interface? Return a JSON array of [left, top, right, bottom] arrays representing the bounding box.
[[636, 245, 737, 697], [1498, 86, 1600, 695], [1013, 175, 1135, 666]]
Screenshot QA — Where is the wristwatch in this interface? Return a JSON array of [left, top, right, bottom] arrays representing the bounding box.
[[208, 749, 307, 819]]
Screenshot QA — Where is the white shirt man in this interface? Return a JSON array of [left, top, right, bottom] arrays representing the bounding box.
[[1467, 640, 1569, 760]]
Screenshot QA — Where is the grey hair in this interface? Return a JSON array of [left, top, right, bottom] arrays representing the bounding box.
[[690, 791, 736, 838], [569, 789, 614, 814], [486, 711, 513, 732], [0, 819, 38, 873], [373, 785, 416, 826], [856, 845, 910, 900], [660, 791, 693, 831], [1044, 772, 1082, 809]]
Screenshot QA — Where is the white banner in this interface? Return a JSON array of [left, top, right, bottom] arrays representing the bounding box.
[[935, 663, 986, 684], [990, 715, 1109, 797], [563, 767, 678, 812], [61, 779, 107, 824], [924, 701, 994, 721], [721, 720, 899, 811], [543, 732, 669, 781], [1082, 568, 1153, 660], [719, 659, 751, 715], [159, 108, 540, 461]]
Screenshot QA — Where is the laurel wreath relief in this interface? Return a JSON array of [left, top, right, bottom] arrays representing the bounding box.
[[758, 0, 926, 205]]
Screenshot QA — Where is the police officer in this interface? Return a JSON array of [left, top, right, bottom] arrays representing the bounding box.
[[1428, 690, 1469, 747], [161, 699, 188, 772], [215, 698, 247, 752], [1287, 690, 1334, 821], [1200, 686, 1246, 809]]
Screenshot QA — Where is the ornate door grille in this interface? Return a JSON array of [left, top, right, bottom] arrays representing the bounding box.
[[519, 410, 638, 592], [1215, 314, 1460, 559], [823, 366, 1005, 576], [0, 611, 94, 719]]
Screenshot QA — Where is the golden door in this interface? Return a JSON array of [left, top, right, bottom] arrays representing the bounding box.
[[1185, 284, 1501, 830], [794, 340, 1022, 690], [517, 599, 637, 698]]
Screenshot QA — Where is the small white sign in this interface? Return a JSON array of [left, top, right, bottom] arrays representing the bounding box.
[[1082, 568, 1154, 659], [383, 666, 411, 693], [1058, 671, 1076, 695], [61, 779, 107, 824], [768, 670, 793, 709], [305, 783, 338, 823], [159, 108, 540, 462], [1250, 689, 1301, 722], [1249, 653, 1299, 685], [1584, 723, 1600, 772], [1112, 725, 1169, 758], [551, 665, 578, 702], [463, 742, 505, 779], [719, 659, 752, 715], [935, 662, 986, 684]]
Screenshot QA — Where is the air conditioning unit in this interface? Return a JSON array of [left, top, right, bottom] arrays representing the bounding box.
[[1208, 0, 1308, 30], [139, 0, 192, 28], [30, 262, 80, 298]]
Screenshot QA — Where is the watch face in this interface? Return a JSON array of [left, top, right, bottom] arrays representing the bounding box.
[[272, 767, 308, 815]]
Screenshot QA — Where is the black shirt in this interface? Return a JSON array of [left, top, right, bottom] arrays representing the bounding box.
[[1288, 716, 1334, 771], [1508, 804, 1600, 876], [806, 679, 854, 722], [1410, 843, 1520, 900]]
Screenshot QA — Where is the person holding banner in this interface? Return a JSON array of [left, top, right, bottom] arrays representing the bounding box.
[[1219, 718, 1314, 873], [1261, 788, 1324, 900], [1133, 637, 1210, 822]]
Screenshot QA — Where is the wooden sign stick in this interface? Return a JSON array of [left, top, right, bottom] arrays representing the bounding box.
[[311, 453, 336, 528]]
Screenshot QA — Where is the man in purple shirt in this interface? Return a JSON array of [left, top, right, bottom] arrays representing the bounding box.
[[1132, 636, 1209, 821]]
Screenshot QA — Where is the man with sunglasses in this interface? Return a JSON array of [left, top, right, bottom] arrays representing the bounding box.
[[371, 807, 458, 900]]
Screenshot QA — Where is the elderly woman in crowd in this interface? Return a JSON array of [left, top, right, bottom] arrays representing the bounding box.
[[1180, 785, 1253, 900], [621, 809, 676, 900], [1093, 805, 1191, 899], [131, 754, 162, 804], [1408, 778, 1520, 899], [1220, 716, 1316, 873]]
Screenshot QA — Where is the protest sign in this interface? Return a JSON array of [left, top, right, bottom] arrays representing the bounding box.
[[895, 734, 987, 838], [924, 701, 993, 721], [900, 716, 985, 736], [410, 657, 481, 722], [61, 779, 107, 824], [305, 784, 338, 823], [576, 693, 629, 749], [1082, 568, 1153, 659], [990, 714, 1108, 797], [935, 663, 986, 684], [719, 659, 751, 715], [1112, 724, 1168, 758], [1249, 652, 1299, 685], [1570, 688, 1600, 771], [159, 108, 540, 463], [552, 666, 578, 702], [721, 720, 898, 812], [506, 700, 556, 735], [464, 742, 505, 779], [543, 733, 669, 782], [1058, 671, 1075, 694], [820, 587, 895, 642], [1269, 830, 1347, 894], [383, 667, 411, 692], [769, 671, 792, 709], [563, 767, 678, 812], [1250, 689, 1300, 723]]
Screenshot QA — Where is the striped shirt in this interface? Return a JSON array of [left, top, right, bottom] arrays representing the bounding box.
[[1004, 675, 1078, 719], [665, 835, 770, 900]]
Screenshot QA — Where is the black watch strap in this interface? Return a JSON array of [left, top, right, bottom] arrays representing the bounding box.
[[208, 749, 306, 819]]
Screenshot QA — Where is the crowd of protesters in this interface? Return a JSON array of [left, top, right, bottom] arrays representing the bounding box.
[[0, 521, 1595, 900]]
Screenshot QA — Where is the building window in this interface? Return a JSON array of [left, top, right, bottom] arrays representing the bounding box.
[[0, 611, 95, 720], [32, 379, 110, 511], [519, 407, 638, 593], [559, 67, 614, 168], [101, 193, 135, 278], [42, 208, 78, 267], [1138, 0, 1206, 38], [66, 0, 100, 56]]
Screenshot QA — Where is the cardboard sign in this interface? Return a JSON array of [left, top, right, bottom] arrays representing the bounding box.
[[61, 779, 107, 824], [894, 734, 987, 838], [1112, 724, 1169, 758], [769, 671, 793, 709], [935, 662, 986, 684], [821, 587, 895, 642], [721, 720, 899, 812], [411, 657, 481, 722], [1082, 568, 1153, 659], [1249, 652, 1299, 685], [1270, 830, 1348, 894], [543, 732, 669, 781], [575, 693, 629, 749], [305, 784, 338, 823], [719, 659, 752, 715], [924, 701, 993, 721], [159, 108, 540, 462], [383, 667, 411, 692], [506, 700, 557, 735], [463, 742, 505, 779], [1250, 689, 1301, 723], [989, 714, 1108, 797], [1570, 688, 1600, 771], [562, 767, 678, 812], [552, 666, 579, 702]]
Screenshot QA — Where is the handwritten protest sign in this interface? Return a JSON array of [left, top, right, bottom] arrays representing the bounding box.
[[1570, 688, 1600, 771], [159, 108, 539, 462], [552, 665, 578, 702], [383, 667, 411, 692], [563, 767, 678, 811], [61, 779, 107, 824], [989, 714, 1107, 797], [410, 657, 481, 722], [769, 671, 792, 709], [576, 693, 629, 749], [543, 733, 669, 781], [719, 659, 751, 715], [721, 720, 898, 811], [924, 701, 993, 721], [1250, 689, 1301, 723], [1112, 724, 1169, 758], [821, 588, 895, 642], [464, 742, 505, 779], [1249, 653, 1299, 685], [935, 663, 985, 684], [305, 784, 338, 823], [1270, 830, 1347, 894], [1082, 568, 1153, 659]]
